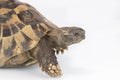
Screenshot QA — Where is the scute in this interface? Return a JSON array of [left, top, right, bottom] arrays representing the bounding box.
[[0, 0, 21, 9], [0, 0, 51, 65]]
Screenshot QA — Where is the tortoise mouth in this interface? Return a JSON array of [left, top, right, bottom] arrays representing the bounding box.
[[73, 35, 85, 43]]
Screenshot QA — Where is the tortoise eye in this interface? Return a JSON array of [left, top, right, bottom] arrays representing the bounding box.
[[73, 32, 79, 36]]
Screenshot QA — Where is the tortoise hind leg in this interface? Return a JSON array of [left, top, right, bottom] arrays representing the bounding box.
[[36, 38, 62, 77], [3, 52, 30, 67], [3, 51, 37, 67]]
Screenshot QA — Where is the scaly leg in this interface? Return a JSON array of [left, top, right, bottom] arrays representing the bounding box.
[[3, 51, 37, 67], [36, 38, 62, 77]]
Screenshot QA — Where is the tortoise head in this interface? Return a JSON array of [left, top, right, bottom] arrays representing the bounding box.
[[47, 27, 85, 52], [61, 27, 85, 46]]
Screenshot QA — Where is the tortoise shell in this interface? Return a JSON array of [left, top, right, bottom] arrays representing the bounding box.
[[0, 0, 52, 64]]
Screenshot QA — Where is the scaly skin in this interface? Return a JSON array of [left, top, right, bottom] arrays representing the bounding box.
[[37, 37, 62, 77], [36, 27, 85, 77]]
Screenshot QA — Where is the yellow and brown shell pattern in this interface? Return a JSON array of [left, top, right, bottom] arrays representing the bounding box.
[[0, 0, 51, 62]]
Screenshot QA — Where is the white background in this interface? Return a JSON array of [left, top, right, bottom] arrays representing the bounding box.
[[1, 0, 120, 80]]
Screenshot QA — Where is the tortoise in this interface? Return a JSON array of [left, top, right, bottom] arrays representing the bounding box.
[[0, 0, 85, 77]]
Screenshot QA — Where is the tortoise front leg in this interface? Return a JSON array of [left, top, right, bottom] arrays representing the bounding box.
[[36, 38, 62, 77]]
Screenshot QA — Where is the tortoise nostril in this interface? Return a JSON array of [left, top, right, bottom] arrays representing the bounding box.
[[77, 28, 85, 35], [82, 35, 85, 39], [81, 30, 85, 34]]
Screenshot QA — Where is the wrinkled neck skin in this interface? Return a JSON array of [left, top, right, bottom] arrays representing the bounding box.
[[44, 35, 67, 50], [44, 28, 68, 51]]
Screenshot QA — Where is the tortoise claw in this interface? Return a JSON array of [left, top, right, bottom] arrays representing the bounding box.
[[55, 47, 68, 54], [55, 48, 66, 54], [60, 49, 64, 54], [47, 64, 62, 77], [56, 50, 60, 55]]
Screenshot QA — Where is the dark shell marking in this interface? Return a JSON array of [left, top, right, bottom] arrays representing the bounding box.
[[3, 25, 11, 37], [10, 24, 19, 34], [17, 10, 42, 25], [0, 0, 21, 9], [0, 10, 16, 23], [21, 32, 31, 49], [17, 23, 24, 29], [0, 1, 51, 60]]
